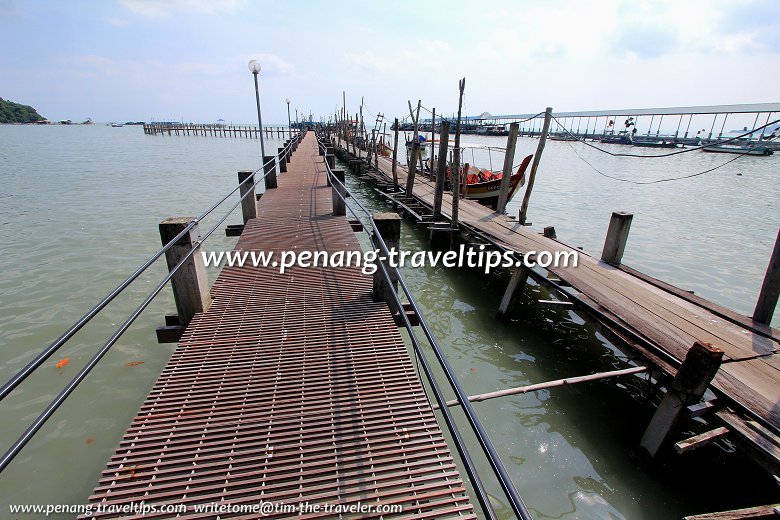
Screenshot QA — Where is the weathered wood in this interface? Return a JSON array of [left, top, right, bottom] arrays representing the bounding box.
[[405, 142, 420, 196], [640, 341, 724, 457], [442, 366, 647, 407], [688, 399, 719, 418], [496, 123, 520, 214], [518, 107, 552, 224], [277, 147, 288, 173], [263, 155, 277, 189], [331, 169, 346, 216], [683, 503, 780, 520], [372, 212, 401, 313], [717, 409, 780, 475], [433, 121, 450, 219], [674, 426, 729, 454], [158, 217, 210, 326], [543, 226, 557, 239], [498, 267, 529, 318], [754, 229, 780, 325], [451, 78, 465, 229], [237, 170, 257, 224], [392, 118, 399, 191], [601, 211, 634, 266]]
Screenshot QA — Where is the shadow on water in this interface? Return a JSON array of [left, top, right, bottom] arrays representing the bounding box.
[[343, 165, 779, 520]]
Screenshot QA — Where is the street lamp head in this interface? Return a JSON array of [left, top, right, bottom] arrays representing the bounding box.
[[285, 98, 290, 105], [247, 60, 261, 74]]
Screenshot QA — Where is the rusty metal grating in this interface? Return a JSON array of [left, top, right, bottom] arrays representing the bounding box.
[[82, 134, 475, 519]]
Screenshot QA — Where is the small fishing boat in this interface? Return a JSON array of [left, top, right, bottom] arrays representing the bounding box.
[[600, 133, 632, 145], [702, 144, 773, 156], [110, 122, 124, 128], [632, 139, 678, 148], [81, 118, 94, 125], [549, 134, 578, 142], [462, 154, 533, 210]]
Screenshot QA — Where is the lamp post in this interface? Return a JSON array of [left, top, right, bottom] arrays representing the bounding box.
[[248, 59, 266, 161], [295, 108, 299, 130], [285, 98, 292, 135]]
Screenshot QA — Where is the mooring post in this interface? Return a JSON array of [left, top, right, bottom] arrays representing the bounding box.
[[640, 341, 723, 457], [392, 118, 400, 192], [263, 155, 277, 189], [601, 211, 634, 266], [754, 229, 780, 325], [498, 267, 529, 318], [543, 226, 557, 239], [496, 122, 520, 214], [326, 153, 335, 170], [405, 142, 420, 197], [237, 171, 257, 223], [158, 217, 211, 326], [275, 147, 287, 173], [331, 169, 346, 216], [519, 107, 552, 225], [433, 121, 450, 219], [451, 78, 466, 229], [372, 212, 401, 313]]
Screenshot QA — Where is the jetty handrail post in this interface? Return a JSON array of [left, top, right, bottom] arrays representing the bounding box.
[[263, 155, 277, 189], [391, 118, 400, 191], [237, 171, 257, 223], [496, 122, 520, 214], [601, 211, 634, 266], [158, 217, 211, 326], [518, 107, 552, 225], [331, 169, 346, 216], [372, 212, 401, 313], [640, 341, 723, 457], [451, 78, 465, 229], [754, 229, 780, 325], [248, 60, 267, 161], [433, 121, 451, 219], [277, 148, 288, 173]]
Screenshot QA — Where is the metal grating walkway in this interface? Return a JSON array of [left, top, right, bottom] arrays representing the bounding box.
[[82, 133, 475, 519]]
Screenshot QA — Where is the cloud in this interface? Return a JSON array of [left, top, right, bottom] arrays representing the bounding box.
[[104, 16, 129, 27], [119, 0, 245, 18]]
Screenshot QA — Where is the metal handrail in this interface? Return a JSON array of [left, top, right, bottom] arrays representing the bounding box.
[[0, 136, 299, 402], [318, 134, 533, 520]]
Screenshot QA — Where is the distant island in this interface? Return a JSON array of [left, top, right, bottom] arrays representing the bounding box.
[[0, 97, 45, 123]]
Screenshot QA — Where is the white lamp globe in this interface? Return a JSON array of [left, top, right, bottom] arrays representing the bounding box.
[[247, 60, 261, 73]]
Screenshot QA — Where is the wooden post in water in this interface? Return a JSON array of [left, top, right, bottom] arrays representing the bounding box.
[[640, 342, 723, 457], [498, 267, 529, 318], [263, 155, 277, 189], [754, 229, 780, 325], [237, 171, 257, 223], [433, 121, 450, 219], [496, 122, 520, 214], [331, 169, 346, 216], [406, 143, 420, 197], [451, 78, 465, 229], [158, 217, 211, 326], [518, 107, 552, 225], [392, 118, 400, 192], [601, 212, 633, 266], [372, 212, 401, 313], [277, 148, 288, 173]]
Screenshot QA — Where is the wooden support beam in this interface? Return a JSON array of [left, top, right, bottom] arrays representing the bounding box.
[[498, 267, 529, 318], [237, 170, 257, 224], [519, 107, 552, 225], [496, 122, 520, 214], [640, 341, 724, 457], [601, 211, 634, 266], [674, 427, 730, 454], [433, 121, 450, 219], [754, 229, 780, 325], [158, 217, 211, 326], [372, 212, 401, 313], [331, 169, 346, 216], [277, 148, 288, 173]]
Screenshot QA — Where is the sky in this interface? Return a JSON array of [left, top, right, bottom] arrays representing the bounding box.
[[1, 0, 779, 124]]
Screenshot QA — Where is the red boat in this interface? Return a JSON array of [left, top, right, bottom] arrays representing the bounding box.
[[461, 154, 533, 209]]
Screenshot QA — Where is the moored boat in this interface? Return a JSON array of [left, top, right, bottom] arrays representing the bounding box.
[[462, 154, 533, 210], [702, 144, 773, 156]]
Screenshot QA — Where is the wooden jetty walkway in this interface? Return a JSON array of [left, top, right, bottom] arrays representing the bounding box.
[[328, 134, 780, 473], [143, 122, 298, 139], [82, 133, 476, 518]]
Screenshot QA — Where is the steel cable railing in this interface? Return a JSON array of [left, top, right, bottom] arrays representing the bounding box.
[[318, 135, 533, 520], [0, 137, 298, 402], [0, 133, 302, 471]]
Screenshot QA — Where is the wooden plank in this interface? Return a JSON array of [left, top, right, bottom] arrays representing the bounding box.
[[674, 426, 730, 454], [683, 503, 780, 520]]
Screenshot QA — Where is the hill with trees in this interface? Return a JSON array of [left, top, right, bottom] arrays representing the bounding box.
[[0, 97, 45, 123]]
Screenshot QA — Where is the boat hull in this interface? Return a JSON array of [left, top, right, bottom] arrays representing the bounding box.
[[702, 146, 773, 156]]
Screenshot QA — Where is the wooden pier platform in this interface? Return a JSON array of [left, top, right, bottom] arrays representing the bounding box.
[[82, 133, 475, 518], [349, 144, 780, 465]]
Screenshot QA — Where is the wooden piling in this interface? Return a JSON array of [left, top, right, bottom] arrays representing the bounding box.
[[496, 123, 520, 214], [278, 148, 288, 173], [392, 118, 400, 191], [263, 155, 277, 189], [331, 169, 346, 216], [433, 121, 450, 219], [158, 217, 211, 326], [754, 229, 780, 325], [372, 212, 401, 312], [451, 78, 465, 229], [601, 211, 633, 266], [237, 171, 257, 223], [405, 142, 420, 197], [640, 341, 724, 457], [518, 107, 552, 225], [498, 267, 529, 318]]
